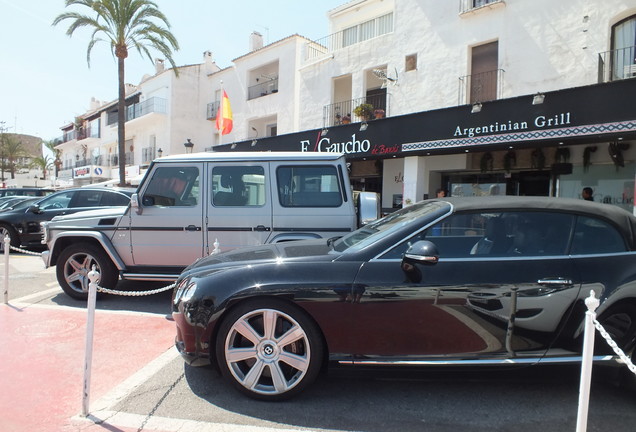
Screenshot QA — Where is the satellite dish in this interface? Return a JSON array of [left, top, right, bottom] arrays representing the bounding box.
[[372, 68, 399, 89]]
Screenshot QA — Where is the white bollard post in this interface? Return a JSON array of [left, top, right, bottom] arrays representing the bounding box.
[[3, 236, 9, 304], [576, 290, 600, 432], [81, 265, 100, 417]]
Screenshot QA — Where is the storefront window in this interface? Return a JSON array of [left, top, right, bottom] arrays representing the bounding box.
[[558, 163, 635, 212], [449, 182, 506, 197]]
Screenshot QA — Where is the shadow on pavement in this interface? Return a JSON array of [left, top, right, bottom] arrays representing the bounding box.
[[174, 362, 636, 432], [49, 280, 174, 316]]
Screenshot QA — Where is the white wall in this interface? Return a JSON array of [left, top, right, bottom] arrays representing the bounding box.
[[299, 0, 636, 132]]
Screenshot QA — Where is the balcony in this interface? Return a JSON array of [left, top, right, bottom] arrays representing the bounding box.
[[323, 94, 388, 127], [598, 45, 636, 83], [458, 69, 505, 104], [107, 97, 167, 126], [248, 78, 279, 100], [59, 130, 77, 144], [206, 101, 220, 120], [127, 97, 167, 121], [304, 12, 394, 63], [460, 0, 505, 14], [75, 125, 100, 142]]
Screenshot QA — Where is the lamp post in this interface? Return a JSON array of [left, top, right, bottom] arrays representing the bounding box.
[[184, 139, 194, 154]]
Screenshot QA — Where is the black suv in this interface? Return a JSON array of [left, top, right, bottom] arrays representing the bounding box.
[[0, 187, 133, 252]]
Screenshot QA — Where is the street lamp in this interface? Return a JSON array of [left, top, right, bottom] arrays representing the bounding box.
[[184, 139, 194, 154]]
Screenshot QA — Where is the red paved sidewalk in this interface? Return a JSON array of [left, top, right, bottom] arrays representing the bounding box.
[[0, 304, 175, 432]]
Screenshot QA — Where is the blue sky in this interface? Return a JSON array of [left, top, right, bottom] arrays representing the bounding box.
[[0, 0, 346, 141]]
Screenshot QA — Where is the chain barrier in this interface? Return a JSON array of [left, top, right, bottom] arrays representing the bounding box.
[[1, 238, 173, 297], [8, 245, 44, 256], [593, 318, 636, 375], [94, 282, 176, 297]]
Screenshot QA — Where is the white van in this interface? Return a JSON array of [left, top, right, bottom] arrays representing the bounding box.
[[41, 152, 378, 299]]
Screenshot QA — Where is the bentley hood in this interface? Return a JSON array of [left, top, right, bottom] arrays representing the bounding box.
[[182, 238, 337, 277]]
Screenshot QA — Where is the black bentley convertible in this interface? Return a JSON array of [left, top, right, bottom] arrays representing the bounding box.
[[172, 196, 636, 400]]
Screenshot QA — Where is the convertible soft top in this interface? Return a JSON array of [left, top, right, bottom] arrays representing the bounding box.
[[430, 196, 636, 250]]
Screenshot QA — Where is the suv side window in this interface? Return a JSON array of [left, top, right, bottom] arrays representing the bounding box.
[[212, 166, 265, 207], [571, 216, 627, 254], [276, 165, 343, 207], [72, 190, 103, 207], [100, 190, 130, 206], [143, 167, 199, 207]]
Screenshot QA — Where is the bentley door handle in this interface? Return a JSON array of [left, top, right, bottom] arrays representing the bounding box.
[[185, 225, 201, 232], [537, 278, 573, 287], [254, 225, 271, 232]]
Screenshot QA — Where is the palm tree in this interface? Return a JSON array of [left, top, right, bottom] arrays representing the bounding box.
[[2, 135, 26, 180], [31, 155, 54, 181], [43, 139, 63, 177], [53, 0, 179, 186]]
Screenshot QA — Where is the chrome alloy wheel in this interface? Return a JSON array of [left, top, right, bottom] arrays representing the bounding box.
[[224, 308, 311, 396], [62, 251, 102, 294], [0, 226, 13, 253]]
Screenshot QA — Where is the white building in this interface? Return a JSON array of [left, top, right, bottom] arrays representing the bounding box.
[[224, 0, 636, 214], [57, 0, 636, 213], [55, 53, 221, 185]]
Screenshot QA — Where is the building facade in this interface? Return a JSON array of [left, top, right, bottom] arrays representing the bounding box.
[[55, 54, 221, 186], [222, 0, 636, 214], [56, 0, 636, 214]]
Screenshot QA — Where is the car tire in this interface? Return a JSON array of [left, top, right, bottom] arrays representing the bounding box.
[[0, 224, 19, 253], [598, 303, 636, 350], [215, 298, 324, 401], [597, 303, 636, 392], [56, 243, 118, 301]]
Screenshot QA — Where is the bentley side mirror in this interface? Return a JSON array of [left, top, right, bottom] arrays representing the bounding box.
[[27, 205, 42, 214], [402, 240, 439, 266]]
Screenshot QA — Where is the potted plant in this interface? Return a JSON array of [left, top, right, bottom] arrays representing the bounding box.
[[374, 109, 385, 119], [353, 103, 374, 120]]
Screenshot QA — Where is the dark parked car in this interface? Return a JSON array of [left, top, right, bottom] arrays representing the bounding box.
[[0, 187, 54, 198], [0, 196, 36, 211], [172, 196, 636, 400], [0, 187, 133, 252]]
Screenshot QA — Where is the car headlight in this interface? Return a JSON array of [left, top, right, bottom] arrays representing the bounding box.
[[40, 222, 49, 244], [174, 278, 197, 304]]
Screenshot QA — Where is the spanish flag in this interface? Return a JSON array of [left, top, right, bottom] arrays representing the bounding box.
[[215, 90, 233, 135]]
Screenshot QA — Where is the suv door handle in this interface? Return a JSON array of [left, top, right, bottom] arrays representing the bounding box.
[[185, 225, 201, 232], [254, 225, 271, 232]]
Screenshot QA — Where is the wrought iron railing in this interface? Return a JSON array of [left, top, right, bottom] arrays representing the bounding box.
[[323, 94, 388, 127], [459, 0, 504, 14], [598, 45, 636, 83], [206, 101, 220, 120], [458, 69, 505, 104]]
